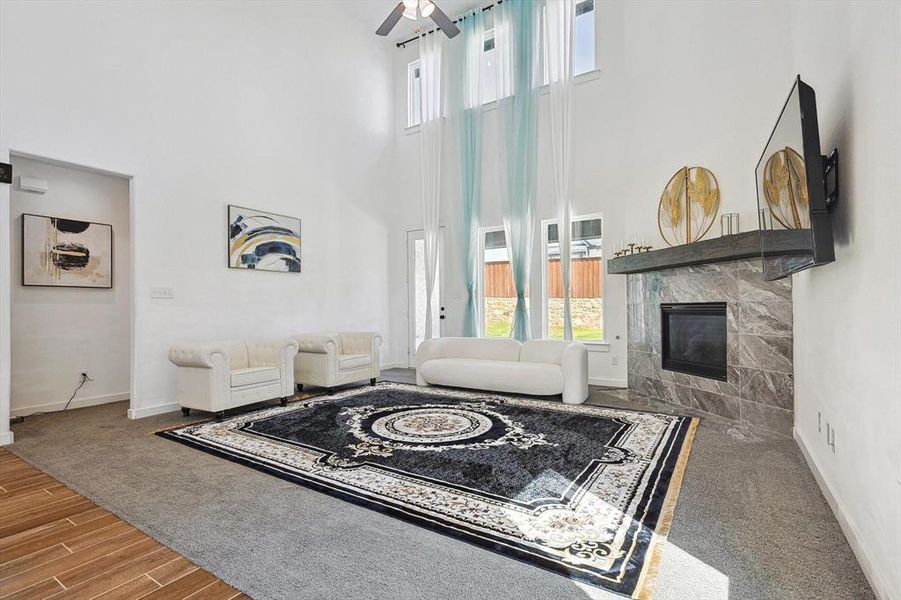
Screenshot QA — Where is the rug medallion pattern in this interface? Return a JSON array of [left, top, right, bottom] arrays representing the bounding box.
[[159, 383, 697, 598]]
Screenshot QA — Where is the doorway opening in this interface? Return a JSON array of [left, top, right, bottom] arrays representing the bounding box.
[[8, 154, 133, 424], [406, 228, 444, 367]]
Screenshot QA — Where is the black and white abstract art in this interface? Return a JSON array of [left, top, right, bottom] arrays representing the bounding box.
[[22, 213, 113, 288], [228, 205, 301, 273]]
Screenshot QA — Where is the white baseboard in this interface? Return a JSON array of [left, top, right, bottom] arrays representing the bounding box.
[[794, 427, 895, 600], [589, 377, 627, 388], [11, 392, 129, 417], [127, 401, 180, 420], [0, 431, 14, 446]]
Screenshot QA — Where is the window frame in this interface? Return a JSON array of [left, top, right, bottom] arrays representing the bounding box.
[[407, 59, 422, 128], [478, 224, 507, 338], [405, 0, 598, 129], [539, 212, 607, 346]]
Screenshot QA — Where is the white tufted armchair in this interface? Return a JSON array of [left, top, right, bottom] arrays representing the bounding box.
[[168, 338, 298, 419], [294, 332, 382, 394]]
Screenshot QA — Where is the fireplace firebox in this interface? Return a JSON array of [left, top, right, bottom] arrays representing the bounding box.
[[661, 303, 727, 381]]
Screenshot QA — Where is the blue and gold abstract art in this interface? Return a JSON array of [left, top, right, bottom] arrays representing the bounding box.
[[228, 205, 301, 273]]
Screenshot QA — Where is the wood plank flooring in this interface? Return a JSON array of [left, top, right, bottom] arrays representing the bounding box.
[[0, 448, 248, 599]]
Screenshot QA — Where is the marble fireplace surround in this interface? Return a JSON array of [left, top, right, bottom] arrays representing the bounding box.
[[626, 259, 793, 437]]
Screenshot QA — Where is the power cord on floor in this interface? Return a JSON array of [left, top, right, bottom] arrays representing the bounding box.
[[10, 372, 94, 423]]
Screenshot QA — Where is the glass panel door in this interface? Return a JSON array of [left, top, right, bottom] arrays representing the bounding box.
[[407, 229, 443, 366]]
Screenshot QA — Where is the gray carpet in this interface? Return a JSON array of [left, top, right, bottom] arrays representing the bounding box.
[[7, 370, 874, 600]]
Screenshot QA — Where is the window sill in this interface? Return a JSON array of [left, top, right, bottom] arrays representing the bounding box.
[[582, 341, 610, 352], [539, 339, 610, 351], [402, 69, 601, 135]]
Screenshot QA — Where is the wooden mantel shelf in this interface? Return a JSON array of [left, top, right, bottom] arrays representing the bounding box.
[[607, 230, 809, 275]]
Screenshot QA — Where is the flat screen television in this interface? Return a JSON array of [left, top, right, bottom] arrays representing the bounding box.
[[755, 75, 838, 281]]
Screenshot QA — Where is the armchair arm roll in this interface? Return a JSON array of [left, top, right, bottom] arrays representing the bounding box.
[[168, 343, 231, 369], [560, 342, 589, 405], [295, 334, 339, 355]]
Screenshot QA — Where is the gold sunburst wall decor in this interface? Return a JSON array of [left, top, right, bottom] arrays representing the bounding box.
[[657, 166, 720, 246], [763, 147, 810, 230]]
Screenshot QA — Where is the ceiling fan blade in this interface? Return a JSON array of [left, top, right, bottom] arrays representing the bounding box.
[[376, 2, 406, 36], [429, 4, 460, 38]]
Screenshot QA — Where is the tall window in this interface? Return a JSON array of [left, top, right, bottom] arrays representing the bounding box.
[[543, 215, 604, 341], [573, 0, 596, 76], [406, 1, 596, 124], [407, 60, 422, 127], [480, 34, 498, 105], [481, 228, 528, 338]]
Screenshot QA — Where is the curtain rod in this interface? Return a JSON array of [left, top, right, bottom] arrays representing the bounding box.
[[396, 1, 503, 48]]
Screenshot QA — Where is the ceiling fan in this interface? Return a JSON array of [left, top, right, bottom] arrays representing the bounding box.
[[376, 0, 460, 39]]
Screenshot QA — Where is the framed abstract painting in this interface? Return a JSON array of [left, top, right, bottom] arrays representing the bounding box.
[[228, 205, 301, 273], [22, 213, 113, 288]]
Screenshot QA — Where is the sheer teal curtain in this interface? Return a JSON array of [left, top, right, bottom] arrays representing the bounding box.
[[547, 0, 577, 340], [418, 30, 445, 340], [451, 10, 484, 337], [496, 0, 540, 341]]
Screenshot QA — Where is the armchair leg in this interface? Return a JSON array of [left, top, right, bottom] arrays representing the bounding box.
[[215, 411, 225, 421], [370, 378, 377, 386], [181, 407, 190, 417], [296, 383, 304, 393], [327, 387, 335, 395], [280, 397, 288, 407]]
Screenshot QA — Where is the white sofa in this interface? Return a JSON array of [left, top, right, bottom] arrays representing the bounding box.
[[294, 332, 382, 394], [168, 338, 298, 418], [416, 337, 589, 404]]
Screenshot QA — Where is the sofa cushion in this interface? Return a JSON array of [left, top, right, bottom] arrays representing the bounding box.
[[419, 358, 564, 396], [338, 353, 371, 370], [231, 366, 280, 387], [520, 340, 572, 365]]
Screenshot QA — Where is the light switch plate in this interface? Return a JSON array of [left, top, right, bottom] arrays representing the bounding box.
[[151, 286, 174, 299]]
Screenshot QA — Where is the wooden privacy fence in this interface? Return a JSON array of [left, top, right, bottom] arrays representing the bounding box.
[[485, 257, 603, 298]]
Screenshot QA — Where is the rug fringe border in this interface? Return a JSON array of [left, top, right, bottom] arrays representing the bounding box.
[[634, 416, 700, 600]]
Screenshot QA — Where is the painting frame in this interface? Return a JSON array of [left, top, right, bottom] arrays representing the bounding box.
[[227, 204, 302, 274], [21, 212, 114, 289]]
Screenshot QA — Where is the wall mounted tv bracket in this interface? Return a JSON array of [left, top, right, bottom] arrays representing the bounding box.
[[0, 162, 11, 184], [822, 149, 838, 210]]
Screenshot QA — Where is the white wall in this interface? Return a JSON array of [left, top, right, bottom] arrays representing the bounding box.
[[787, 3, 901, 599], [388, 1, 792, 383], [10, 157, 131, 415], [0, 1, 397, 424]]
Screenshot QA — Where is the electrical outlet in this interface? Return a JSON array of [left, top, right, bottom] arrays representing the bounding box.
[[151, 286, 174, 299], [611, 356, 619, 366]]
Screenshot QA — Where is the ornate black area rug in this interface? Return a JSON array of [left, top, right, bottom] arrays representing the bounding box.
[[159, 383, 697, 598]]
